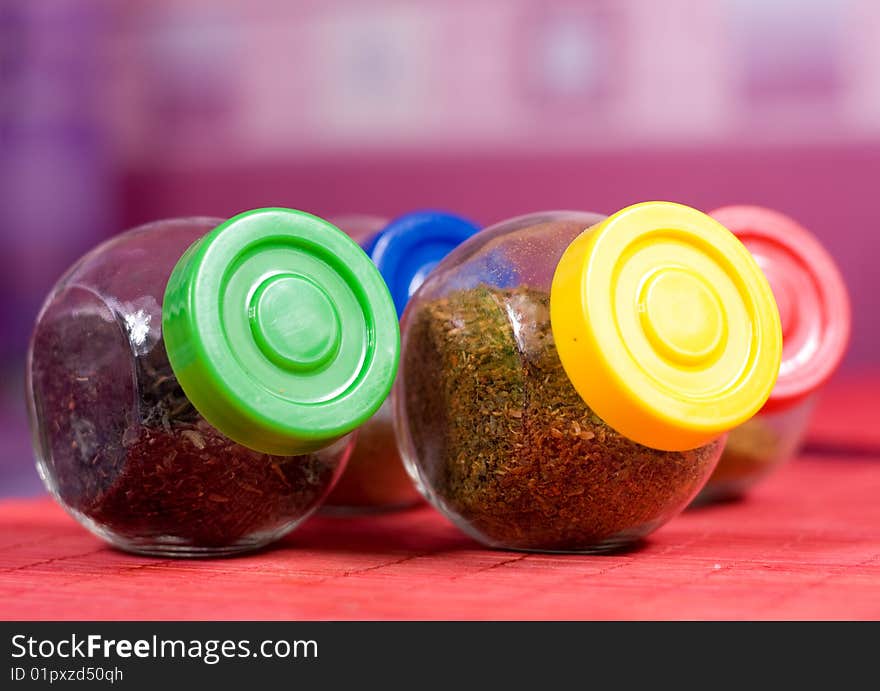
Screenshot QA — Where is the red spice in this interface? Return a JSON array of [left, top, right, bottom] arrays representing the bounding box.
[[30, 299, 344, 554], [88, 420, 342, 549]]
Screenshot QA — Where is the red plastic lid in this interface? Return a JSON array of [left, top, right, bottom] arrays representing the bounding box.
[[710, 205, 850, 410]]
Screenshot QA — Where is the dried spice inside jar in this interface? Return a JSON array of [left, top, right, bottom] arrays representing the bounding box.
[[324, 400, 420, 511], [695, 416, 783, 503], [30, 303, 344, 553], [403, 285, 722, 552]]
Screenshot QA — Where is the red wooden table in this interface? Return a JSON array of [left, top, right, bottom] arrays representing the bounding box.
[[1, 374, 878, 621], [804, 370, 880, 452]]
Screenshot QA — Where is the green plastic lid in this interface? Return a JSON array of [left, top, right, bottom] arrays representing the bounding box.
[[162, 208, 400, 456]]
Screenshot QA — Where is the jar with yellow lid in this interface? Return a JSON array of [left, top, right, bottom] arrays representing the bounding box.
[[393, 203, 783, 552]]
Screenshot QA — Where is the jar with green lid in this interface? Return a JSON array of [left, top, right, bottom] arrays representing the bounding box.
[[394, 203, 783, 553], [27, 209, 399, 556]]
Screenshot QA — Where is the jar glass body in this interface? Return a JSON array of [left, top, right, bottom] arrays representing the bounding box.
[[394, 211, 724, 553], [27, 218, 351, 556], [694, 396, 815, 504], [323, 215, 421, 512], [331, 214, 388, 247]]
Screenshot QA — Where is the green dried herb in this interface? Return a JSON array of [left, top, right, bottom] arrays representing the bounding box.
[[403, 284, 721, 552]]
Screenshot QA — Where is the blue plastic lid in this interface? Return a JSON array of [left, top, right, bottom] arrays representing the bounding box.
[[365, 210, 480, 317]]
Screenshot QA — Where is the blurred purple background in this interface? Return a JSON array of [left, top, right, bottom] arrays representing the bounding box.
[[2, 0, 879, 496]]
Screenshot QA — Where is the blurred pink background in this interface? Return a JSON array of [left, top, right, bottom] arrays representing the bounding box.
[[2, 0, 879, 494]]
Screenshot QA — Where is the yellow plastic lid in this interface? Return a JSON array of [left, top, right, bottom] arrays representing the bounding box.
[[550, 202, 782, 451]]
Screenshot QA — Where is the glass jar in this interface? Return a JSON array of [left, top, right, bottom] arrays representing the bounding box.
[[394, 203, 783, 553], [694, 205, 851, 503], [326, 211, 480, 512], [27, 209, 399, 556]]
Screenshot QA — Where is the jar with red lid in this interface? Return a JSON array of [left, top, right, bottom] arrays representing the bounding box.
[[326, 211, 480, 512], [694, 205, 851, 503]]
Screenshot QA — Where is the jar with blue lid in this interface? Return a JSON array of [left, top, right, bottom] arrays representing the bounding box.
[[326, 211, 480, 511]]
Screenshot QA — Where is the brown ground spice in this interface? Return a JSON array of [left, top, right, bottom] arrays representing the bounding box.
[[403, 284, 722, 552], [324, 401, 421, 511]]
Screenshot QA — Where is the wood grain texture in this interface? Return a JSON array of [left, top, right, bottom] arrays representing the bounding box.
[[0, 455, 878, 620]]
